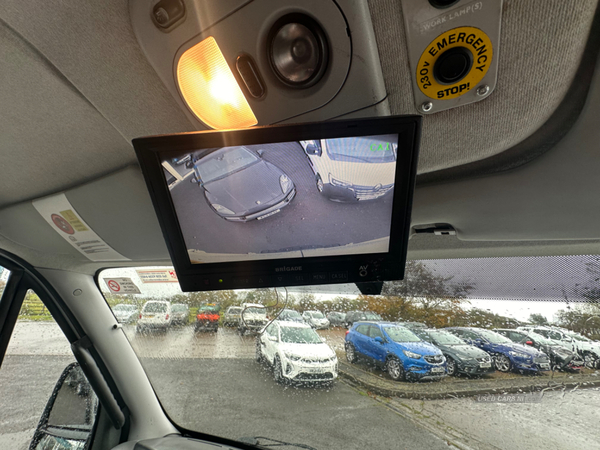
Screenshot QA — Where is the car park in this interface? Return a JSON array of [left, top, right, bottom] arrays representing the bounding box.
[[194, 304, 220, 332], [137, 301, 173, 333], [238, 303, 268, 335], [494, 328, 584, 372], [276, 308, 304, 323], [188, 146, 296, 222], [256, 321, 338, 384], [446, 327, 551, 373], [344, 310, 383, 328], [171, 303, 189, 325], [112, 304, 139, 324], [299, 136, 397, 202], [412, 328, 494, 376], [2, 1, 600, 450], [222, 306, 242, 326], [326, 311, 347, 327], [345, 322, 446, 381], [302, 310, 330, 329]]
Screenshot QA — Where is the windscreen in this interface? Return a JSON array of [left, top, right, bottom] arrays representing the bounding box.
[[99, 255, 600, 450], [160, 135, 398, 264], [280, 326, 322, 344]]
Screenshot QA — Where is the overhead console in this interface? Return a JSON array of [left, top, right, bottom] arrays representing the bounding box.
[[134, 116, 421, 292], [129, 0, 389, 129]]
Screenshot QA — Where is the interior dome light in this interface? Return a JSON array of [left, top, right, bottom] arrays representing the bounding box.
[[177, 36, 257, 129]]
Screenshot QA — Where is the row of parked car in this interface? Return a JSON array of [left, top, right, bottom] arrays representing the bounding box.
[[344, 321, 600, 382], [113, 301, 192, 332], [222, 307, 384, 330]]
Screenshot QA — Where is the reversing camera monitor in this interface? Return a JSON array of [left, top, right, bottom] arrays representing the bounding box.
[[133, 116, 421, 292]]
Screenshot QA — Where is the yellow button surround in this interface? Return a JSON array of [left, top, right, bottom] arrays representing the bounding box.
[[416, 26, 493, 100]]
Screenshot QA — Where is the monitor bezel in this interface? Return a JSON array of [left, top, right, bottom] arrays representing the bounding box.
[[133, 115, 421, 292]]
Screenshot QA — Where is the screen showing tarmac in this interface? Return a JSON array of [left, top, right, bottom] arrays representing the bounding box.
[[161, 135, 398, 264]]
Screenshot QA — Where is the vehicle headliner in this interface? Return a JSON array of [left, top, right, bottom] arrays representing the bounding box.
[[0, 0, 600, 277]]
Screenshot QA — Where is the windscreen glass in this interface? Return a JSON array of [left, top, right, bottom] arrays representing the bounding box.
[[161, 135, 398, 264], [98, 256, 600, 450]]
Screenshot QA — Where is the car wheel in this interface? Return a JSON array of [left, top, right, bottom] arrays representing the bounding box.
[[316, 174, 324, 193], [255, 339, 264, 363], [495, 355, 511, 372], [274, 356, 285, 384], [239, 327, 245, 336], [345, 343, 357, 364], [446, 357, 457, 376], [386, 356, 405, 381]]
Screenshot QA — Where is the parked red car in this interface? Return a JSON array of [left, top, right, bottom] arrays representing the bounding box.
[[194, 304, 220, 332]]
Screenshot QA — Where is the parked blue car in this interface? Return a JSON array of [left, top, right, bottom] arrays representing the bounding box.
[[345, 322, 446, 381], [445, 327, 551, 373]]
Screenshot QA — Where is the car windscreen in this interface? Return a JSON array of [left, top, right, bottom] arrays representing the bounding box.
[[280, 327, 322, 344], [142, 302, 168, 313], [364, 312, 382, 320], [530, 334, 557, 346], [113, 304, 134, 311], [245, 307, 266, 315], [227, 307, 241, 313], [281, 310, 301, 318], [383, 326, 421, 343], [476, 329, 513, 344], [426, 330, 467, 345], [98, 257, 600, 450], [325, 136, 397, 163], [311, 312, 325, 319], [199, 305, 219, 313], [196, 147, 258, 183], [172, 305, 187, 312]]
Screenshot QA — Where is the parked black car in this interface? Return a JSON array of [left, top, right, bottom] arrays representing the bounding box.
[[494, 328, 584, 372], [190, 146, 296, 222], [344, 311, 383, 328], [412, 328, 495, 376], [326, 311, 347, 327]]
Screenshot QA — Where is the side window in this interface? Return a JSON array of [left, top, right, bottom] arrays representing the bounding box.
[[369, 326, 384, 339], [355, 325, 369, 336], [265, 323, 276, 337], [0, 288, 97, 450]]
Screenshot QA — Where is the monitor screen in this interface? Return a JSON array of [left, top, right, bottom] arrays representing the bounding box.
[[134, 116, 421, 292], [164, 135, 398, 265]]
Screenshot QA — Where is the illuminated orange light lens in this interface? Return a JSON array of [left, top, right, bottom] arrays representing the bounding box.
[[177, 36, 257, 129]]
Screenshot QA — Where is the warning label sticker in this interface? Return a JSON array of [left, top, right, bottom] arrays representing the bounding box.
[[416, 26, 493, 100], [33, 193, 129, 262], [136, 269, 179, 283], [104, 277, 141, 294]]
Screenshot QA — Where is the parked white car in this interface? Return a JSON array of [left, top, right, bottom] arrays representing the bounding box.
[[223, 306, 242, 326], [238, 303, 268, 335], [299, 135, 397, 202], [257, 321, 338, 384], [137, 301, 172, 332], [302, 311, 330, 329], [112, 303, 139, 324]]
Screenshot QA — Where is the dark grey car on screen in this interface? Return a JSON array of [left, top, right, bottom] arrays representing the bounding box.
[[190, 146, 296, 222], [412, 328, 494, 376]]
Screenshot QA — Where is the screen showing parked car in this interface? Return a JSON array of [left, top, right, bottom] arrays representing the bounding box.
[[161, 134, 398, 264]]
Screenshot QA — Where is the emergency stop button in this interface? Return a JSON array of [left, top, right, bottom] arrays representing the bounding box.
[[416, 26, 493, 100], [433, 47, 472, 84]]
